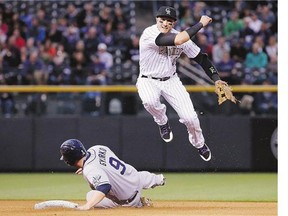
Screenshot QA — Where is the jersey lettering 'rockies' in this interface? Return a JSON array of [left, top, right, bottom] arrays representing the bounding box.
[[82, 145, 140, 201], [139, 24, 201, 78]]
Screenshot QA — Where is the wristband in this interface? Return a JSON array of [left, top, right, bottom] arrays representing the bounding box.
[[185, 23, 203, 38]]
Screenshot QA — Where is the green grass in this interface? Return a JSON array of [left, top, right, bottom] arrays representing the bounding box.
[[0, 173, 87, 200], [142, 173, 277, 202], [0, 172, 277, 202]]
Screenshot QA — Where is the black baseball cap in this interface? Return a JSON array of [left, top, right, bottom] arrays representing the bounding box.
[[156, 6, 177, 21]]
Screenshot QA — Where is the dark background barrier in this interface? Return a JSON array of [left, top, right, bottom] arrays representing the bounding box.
[[251, 117, 278, 171], [0, 116, 277, 172]]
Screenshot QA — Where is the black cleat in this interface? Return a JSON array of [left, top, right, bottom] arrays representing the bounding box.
[[159, 122, 173, 142], [197, 144, 211, 161], [140, 197, 153, 207]]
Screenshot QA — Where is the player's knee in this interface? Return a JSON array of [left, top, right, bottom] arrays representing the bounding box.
[[86, 190, 94, 201]]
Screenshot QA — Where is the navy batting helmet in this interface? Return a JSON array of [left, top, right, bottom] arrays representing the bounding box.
[[60, 139, 87, 166]]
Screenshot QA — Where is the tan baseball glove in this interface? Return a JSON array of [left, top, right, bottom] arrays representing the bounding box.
[[215, 80, 238, 105]]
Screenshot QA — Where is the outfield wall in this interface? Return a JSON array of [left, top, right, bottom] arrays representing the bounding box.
[[0, 116, 277, 172]]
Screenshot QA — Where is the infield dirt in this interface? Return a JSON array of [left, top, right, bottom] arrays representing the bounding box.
[[0, 200, 277, 216]]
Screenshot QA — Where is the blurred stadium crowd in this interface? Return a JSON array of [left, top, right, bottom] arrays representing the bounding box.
[[0, 0, 277, 117]]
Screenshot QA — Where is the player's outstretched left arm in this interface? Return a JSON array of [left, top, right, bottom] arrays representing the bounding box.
[[156, 15, 212, 47], [77, 190, 106, 210], [192, 52, 221, 82], [174, 15, 212, 45]]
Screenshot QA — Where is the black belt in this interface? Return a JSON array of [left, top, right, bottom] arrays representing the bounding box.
[[108, 191, 138, 205], [141, 73, 175, 81]]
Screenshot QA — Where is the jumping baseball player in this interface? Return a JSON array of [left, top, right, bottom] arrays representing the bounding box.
[[136, 6, 227, 161], [60, 139, 165, 210]]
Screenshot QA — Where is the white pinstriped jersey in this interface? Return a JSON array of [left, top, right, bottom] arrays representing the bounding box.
[[139, 24, 201, 78], [82, 145, 139, 201]]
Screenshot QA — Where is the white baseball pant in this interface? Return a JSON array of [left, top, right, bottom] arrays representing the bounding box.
[[87, 172, 163, 208], [136, 75, 205, 148]]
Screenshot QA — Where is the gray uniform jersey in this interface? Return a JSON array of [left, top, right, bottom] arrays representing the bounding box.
[[139, 24, 200, 78], [82, 145, 140, 201]]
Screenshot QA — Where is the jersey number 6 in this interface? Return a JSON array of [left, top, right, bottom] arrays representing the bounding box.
[[109, 157, 126, 175]]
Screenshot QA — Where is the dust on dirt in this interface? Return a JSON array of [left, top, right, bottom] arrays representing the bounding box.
[[0, 200, 277, 216]]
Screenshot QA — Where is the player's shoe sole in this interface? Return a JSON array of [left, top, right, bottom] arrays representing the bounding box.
[[162, 131, 173, 142], [197, 144, 211, 161], [159, 122, 173, 142]]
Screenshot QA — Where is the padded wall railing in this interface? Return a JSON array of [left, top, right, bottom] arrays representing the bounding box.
[[0, 85, 278, 93]]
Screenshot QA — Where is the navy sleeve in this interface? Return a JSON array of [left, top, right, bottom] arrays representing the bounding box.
[[185, 22, 203, 38], [155, 33, 176, 46], [193, 52, 220, 82], [96, 183, 111, 195]]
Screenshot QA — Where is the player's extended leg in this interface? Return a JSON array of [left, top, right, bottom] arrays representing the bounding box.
[[138, 171, 166, 189], [122, 172, 165, 208], [136, 78, 173, 142], [162, 76, 211, 161], [136, 78, 168, 125], [162, 77, 205, 147]]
